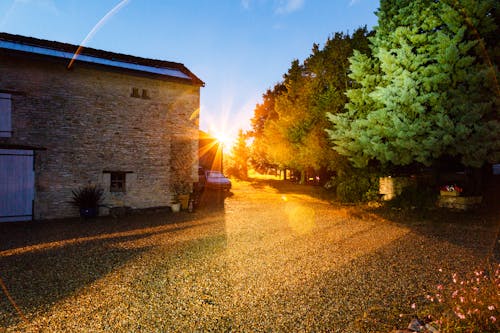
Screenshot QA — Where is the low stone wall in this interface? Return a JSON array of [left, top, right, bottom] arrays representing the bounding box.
[[437, 196, 482, 211], [379, 177, 415, 201]]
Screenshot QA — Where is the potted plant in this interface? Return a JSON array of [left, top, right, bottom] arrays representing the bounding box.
[[440, 184, 463, 197], [170, 193, 181, 212], [170, 185, 181, 213], [70, 184, 104, 218]]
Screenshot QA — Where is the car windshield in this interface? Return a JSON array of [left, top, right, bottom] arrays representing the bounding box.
[[207, 171, 225, 178]]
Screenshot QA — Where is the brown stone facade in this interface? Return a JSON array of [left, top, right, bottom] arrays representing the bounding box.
[[0, 39, 202, 220]]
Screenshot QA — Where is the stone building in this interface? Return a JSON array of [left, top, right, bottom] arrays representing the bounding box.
[[0, 32, 204, 221]]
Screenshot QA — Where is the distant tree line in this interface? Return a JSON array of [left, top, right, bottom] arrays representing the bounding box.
[[249, 26, 373, 183]]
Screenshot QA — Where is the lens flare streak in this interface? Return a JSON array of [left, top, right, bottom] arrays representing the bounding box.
[[67, 0, 131, 69]]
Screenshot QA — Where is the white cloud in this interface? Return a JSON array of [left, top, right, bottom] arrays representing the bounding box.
[[275, 0, 304, 14], [349, 0, 360, 6]]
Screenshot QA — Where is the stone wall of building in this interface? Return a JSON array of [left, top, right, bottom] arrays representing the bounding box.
[[0, 55, 200, 219]]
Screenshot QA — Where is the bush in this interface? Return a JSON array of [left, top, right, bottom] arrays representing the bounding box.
[[335, 173, 380, 203], [388, 184, 437, 210]]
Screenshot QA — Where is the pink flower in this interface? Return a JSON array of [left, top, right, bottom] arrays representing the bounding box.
[[437, 284, 443, 290], [459, 296, 465, 303], [452, 290, 459, 298], [488, 305, 495, 311], [456, 312, 466, 320], [490, 316, 497, 323], [411, 303, 416, 309]]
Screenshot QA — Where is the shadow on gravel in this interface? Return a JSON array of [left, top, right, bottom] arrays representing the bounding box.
[[0, 210, 196, 252], [0, 187, 233, 253], [360, 201, 500, 262], [0, 211, 229, 328], [0, 232, 153, 327], [0, 190, 231, 328]]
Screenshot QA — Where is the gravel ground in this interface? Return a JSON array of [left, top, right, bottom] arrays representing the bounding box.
[[0, 180, 498, 332]]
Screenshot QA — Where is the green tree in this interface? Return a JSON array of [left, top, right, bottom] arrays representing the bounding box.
[[250, 27, 371, 180], [227, 129, 250, 180], [328, 0, 500, 168], [249, 84, 284, 173]]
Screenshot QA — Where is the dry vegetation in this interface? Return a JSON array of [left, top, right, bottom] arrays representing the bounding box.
[[0, 179, 498, 332]]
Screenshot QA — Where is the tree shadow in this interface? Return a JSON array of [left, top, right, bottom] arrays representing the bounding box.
[[352, 201, 500, 264], [218, 220, 497, 332], [0, 232, 152, 327], [0, 214, 228, 329], [0, 209, 206, 252]]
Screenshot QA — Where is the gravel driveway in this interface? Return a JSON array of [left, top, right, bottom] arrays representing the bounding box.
[[1, 180, 498, 332]]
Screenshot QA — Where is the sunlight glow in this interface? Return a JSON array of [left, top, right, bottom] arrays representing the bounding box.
[[214, 131, 234, 149], [201, 88, 255, 154], [284, 201, 316, 235]]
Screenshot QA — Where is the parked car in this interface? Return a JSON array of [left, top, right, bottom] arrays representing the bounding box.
[[198, 167, 231, 191]]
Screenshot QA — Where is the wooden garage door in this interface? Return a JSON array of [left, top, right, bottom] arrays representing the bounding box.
[[0, 149, 34, 222]]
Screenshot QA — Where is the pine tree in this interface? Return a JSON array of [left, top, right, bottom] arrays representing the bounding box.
[[328, 0, 500, 168]]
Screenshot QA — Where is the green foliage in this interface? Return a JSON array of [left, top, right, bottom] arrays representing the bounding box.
[[328, 0, 500, 169], [249, 27, 372, 175], [227, 129, 250, 180], [334, 170, 380, 203], [388, 184, 438, 210]]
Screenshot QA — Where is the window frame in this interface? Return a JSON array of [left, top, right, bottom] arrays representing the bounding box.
[[0, 93, 12, 137], [110, 171, 127, 193]]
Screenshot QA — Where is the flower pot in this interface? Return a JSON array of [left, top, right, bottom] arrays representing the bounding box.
[[178, 194, 190, 210], [80, 207, 98, 218], [171, 202, 181, 213], [440, 190, 459, 197]]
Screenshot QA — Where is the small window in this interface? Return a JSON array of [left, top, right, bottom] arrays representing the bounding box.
[[131, 87, 140, 98], [0, 93, 12, 137], [141, 89, 149, 99], [110, 172, 126, 192]]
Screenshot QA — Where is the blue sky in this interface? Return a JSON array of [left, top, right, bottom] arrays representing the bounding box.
[[0, 0, 379, 142]]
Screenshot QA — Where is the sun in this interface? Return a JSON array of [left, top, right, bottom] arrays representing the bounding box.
[[214, 130, 234, 148]]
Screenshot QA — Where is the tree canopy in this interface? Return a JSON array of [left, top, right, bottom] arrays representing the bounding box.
[[249, 27, 372, 176], [327, 0, 500, 168]]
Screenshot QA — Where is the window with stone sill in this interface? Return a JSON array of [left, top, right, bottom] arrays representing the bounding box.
[[110, 172, 126, 192]]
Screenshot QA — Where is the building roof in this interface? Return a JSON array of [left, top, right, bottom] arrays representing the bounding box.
[[0, 32, 204, 86]]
